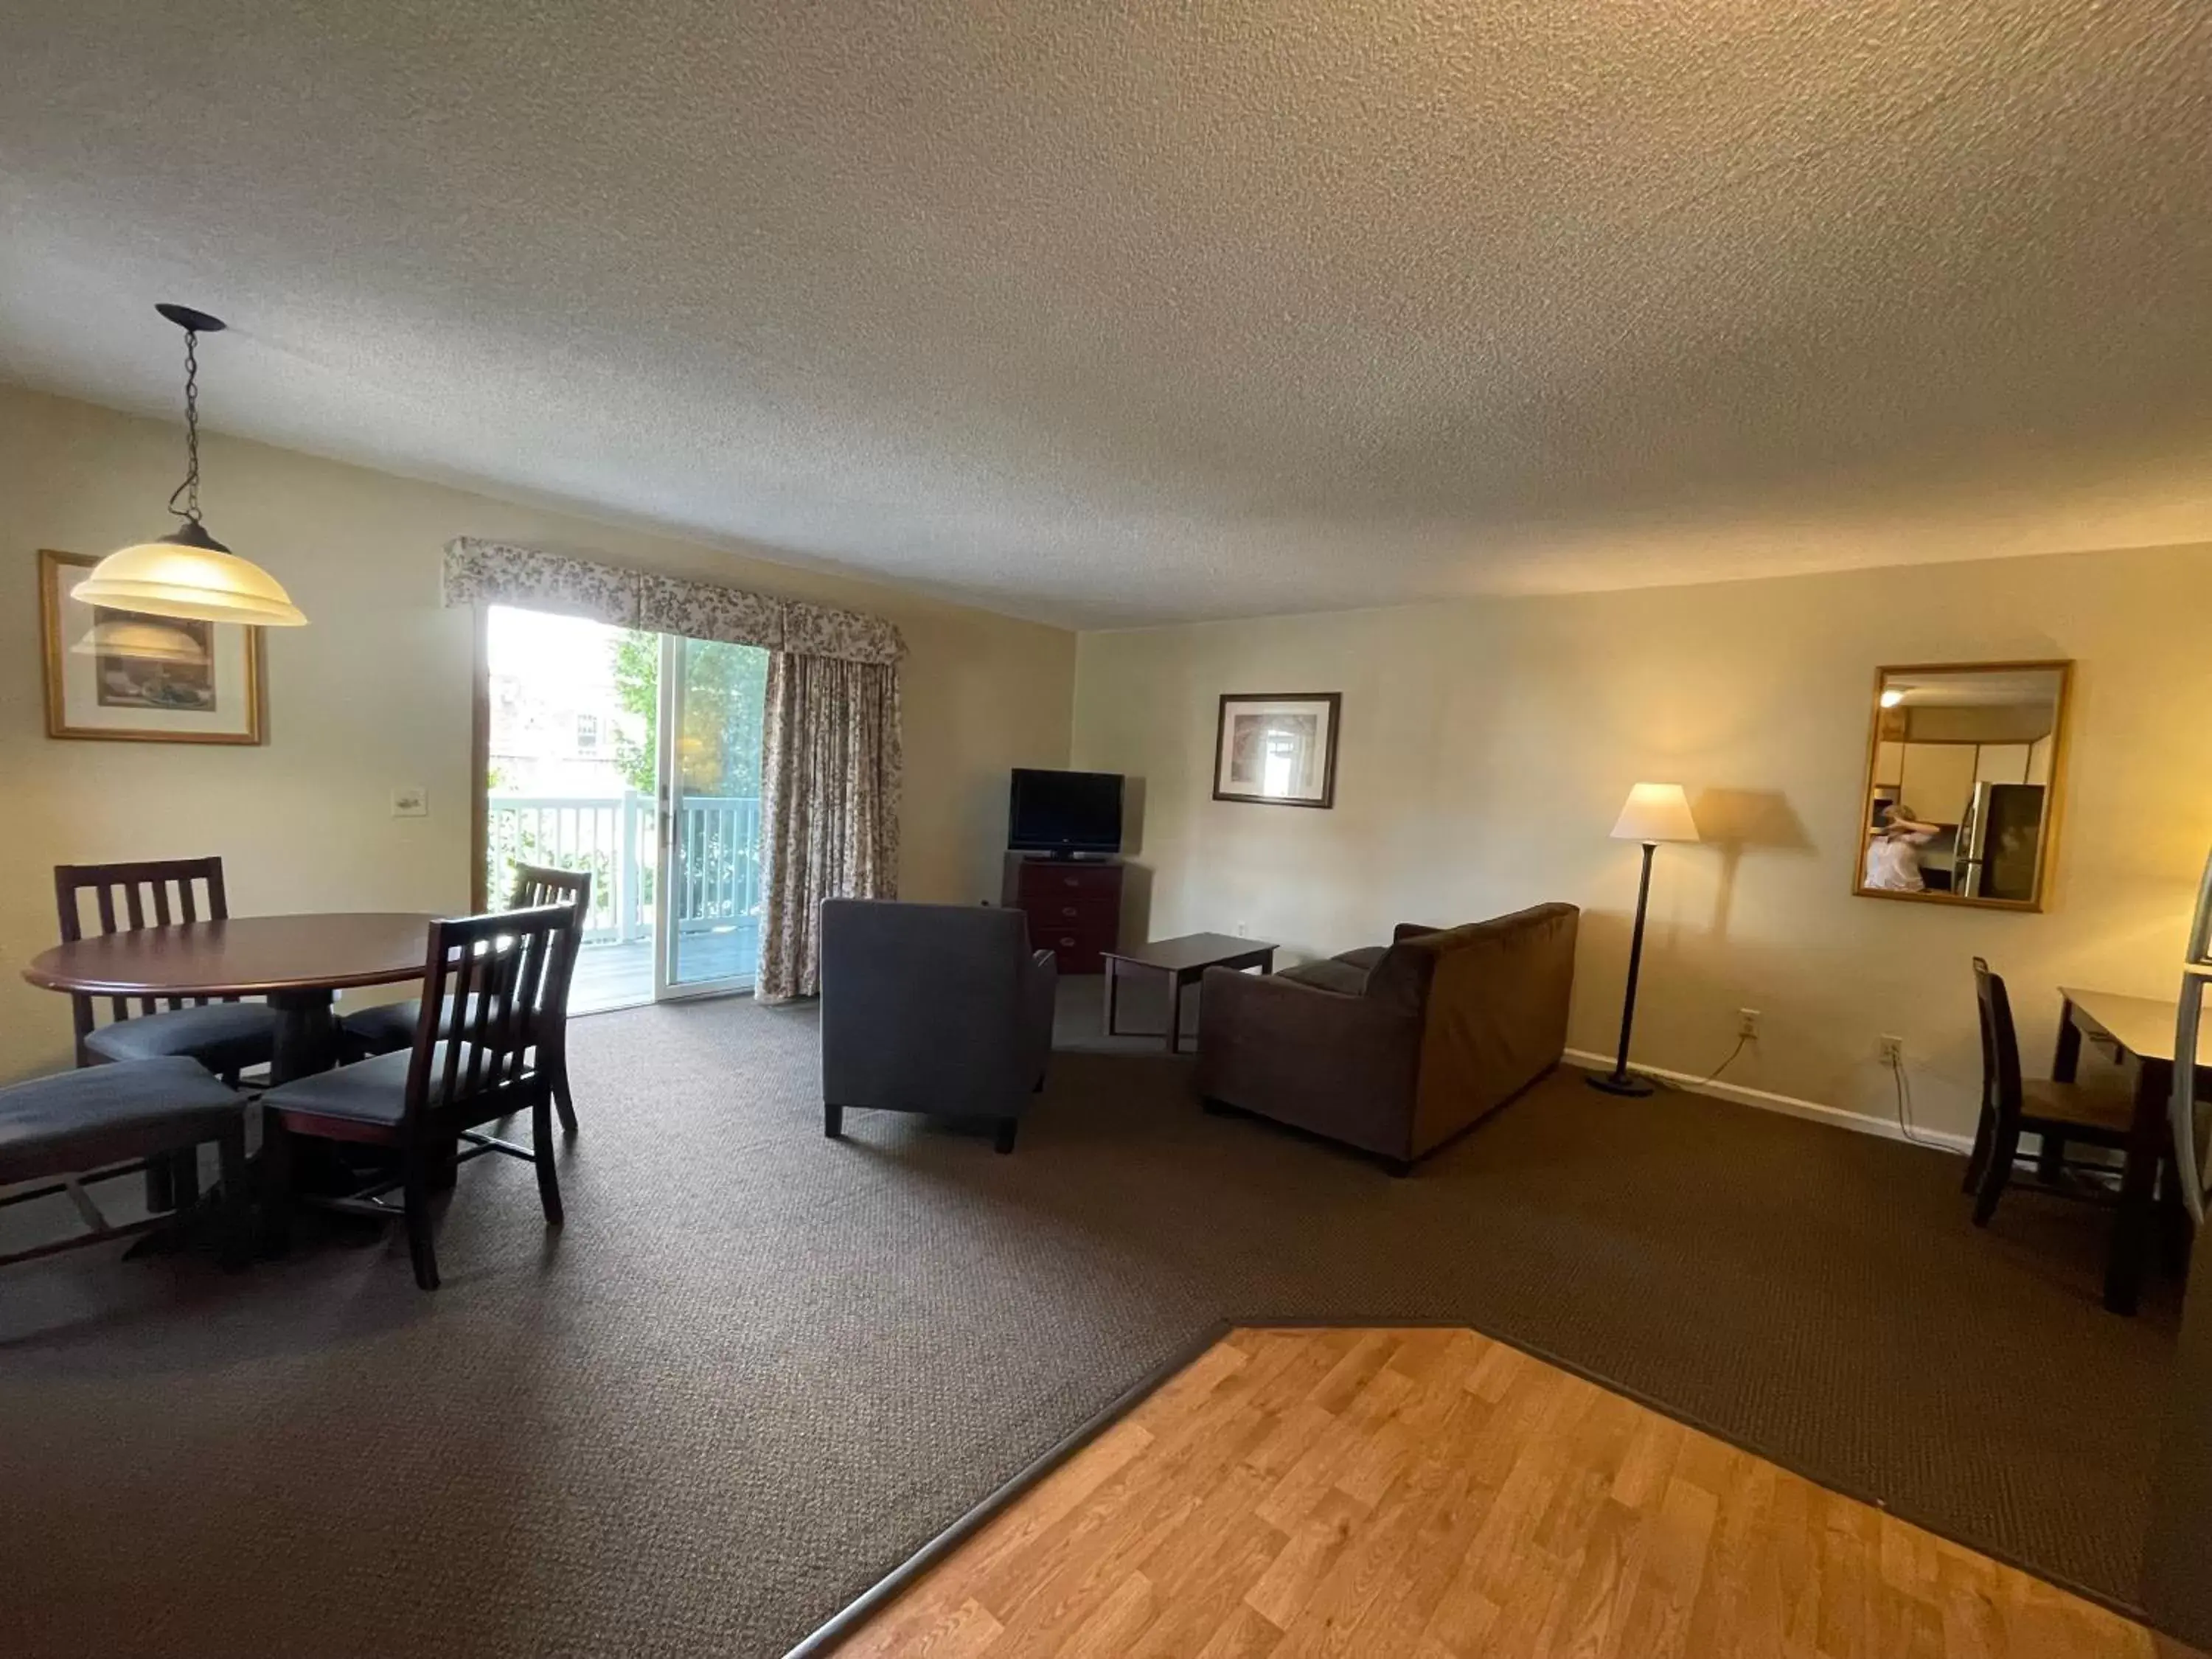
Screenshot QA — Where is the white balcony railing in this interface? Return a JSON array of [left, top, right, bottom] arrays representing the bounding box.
[[484, 792, 762, 945]]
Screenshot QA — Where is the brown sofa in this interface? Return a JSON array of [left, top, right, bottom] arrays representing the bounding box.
[[1194, 902, 1580, 1173]]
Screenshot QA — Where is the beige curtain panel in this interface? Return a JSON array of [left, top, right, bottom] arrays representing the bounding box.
[[756, 653, 902, 1003], [441, 538, 902, 663]]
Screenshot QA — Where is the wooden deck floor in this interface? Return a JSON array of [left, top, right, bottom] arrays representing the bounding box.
[[569, 925, 757, 1012], [828, 1326, 2188, 1658]]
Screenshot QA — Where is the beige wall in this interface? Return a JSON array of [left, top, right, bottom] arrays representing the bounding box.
[[1074, 544, 2212, 1138], [1, 383, 1075, 1080]]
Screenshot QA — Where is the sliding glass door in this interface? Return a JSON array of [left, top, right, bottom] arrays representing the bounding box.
[[653, 634, 770, 999], [481, 605, 765, 1012]]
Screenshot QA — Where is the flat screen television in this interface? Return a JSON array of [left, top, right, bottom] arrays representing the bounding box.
[[1008, 768, 1124, 856]]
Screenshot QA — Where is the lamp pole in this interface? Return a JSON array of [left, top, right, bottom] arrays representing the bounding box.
[[1590, 839, 1658, 1096]]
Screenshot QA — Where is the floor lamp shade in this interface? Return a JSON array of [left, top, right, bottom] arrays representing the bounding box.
[[1611, 782, 1701, 844], [1591, 783, 1700, 1096]]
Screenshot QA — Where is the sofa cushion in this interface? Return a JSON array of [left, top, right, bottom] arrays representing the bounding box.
[[1279, 959, 1370, 997]]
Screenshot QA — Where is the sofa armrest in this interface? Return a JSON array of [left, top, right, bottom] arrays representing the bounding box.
[[1194, 968, 1424, 1158]]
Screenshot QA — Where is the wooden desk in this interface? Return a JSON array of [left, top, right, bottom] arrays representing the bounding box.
[[2056, 987, 2212, 1314]]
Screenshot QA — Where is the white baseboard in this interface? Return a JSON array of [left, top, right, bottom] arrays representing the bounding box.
[[1562, 1048, 1973, 1157]]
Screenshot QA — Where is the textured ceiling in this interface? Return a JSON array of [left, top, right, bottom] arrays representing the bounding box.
[[3, 1, 2210, 628]]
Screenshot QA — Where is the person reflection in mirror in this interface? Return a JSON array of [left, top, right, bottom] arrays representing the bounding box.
[[1865, 802, 1944, 892]]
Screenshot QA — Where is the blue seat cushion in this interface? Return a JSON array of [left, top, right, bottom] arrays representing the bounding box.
[[263, 1044, 499, 1129], [341, 999, 422, 1054], [342, 998, 537, 1057], [0, 1057, 243, 1172], [85, 1001, 281, 1074]]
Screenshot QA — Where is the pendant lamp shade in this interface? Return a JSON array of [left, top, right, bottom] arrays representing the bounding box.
[[74, 305, 307, 629], [73, 522, 307, 627]]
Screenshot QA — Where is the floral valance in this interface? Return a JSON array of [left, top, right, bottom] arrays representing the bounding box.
[[441, 538, 904, 664]]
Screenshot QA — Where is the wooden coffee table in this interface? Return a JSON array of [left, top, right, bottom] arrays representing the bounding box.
[[1102, 932, 1276, 1054]]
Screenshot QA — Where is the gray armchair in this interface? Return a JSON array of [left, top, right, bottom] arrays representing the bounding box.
[[820, 900, 1057, 1154]]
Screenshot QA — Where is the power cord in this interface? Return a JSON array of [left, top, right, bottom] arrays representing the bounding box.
[[1889, 1053, 1941, 1149], [1697, 1034, 1748, 1085]]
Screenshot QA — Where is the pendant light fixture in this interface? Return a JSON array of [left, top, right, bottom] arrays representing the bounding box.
[[72, 303, 307, 627]]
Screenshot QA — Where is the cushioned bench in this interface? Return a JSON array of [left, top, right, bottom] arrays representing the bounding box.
[[0, 1056, 249, 1269]]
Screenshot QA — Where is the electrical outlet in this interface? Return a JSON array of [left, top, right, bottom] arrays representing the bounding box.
[[1236, 921, 1249, 937], [1879, 1034, 1905, 1068], [390, 785, 428, 818], [1738, 1008, 1761, 1040]]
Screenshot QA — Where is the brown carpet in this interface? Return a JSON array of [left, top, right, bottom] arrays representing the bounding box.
[[0, 992, 2180, 1658]]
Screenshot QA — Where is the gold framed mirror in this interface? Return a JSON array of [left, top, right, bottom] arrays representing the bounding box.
[[1854, 661, 2071, 911]]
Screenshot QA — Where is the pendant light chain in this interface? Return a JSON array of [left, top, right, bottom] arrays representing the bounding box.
[[72, 300, 309, 627], [166, 325, 204, 527]]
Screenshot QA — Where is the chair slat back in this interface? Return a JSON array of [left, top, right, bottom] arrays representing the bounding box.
[[508, 864, 591, 1023], [509, 863, 591, 915], [405, 905, 571, 1136], [1972, 956, 2025, 1128], [54, 858, 234, 1051]]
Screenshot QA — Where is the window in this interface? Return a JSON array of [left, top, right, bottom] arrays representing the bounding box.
[[575, 712, 600, 754]]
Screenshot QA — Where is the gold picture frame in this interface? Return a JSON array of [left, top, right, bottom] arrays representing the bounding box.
[[38, 549, 265, 745], [1851, 658, 2071, 913]]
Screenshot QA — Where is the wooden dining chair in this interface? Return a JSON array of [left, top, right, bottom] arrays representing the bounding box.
[[1966, 957, 2136, 1226], [260, 905, 574, 1290], [339, 864, 591, 1133], [53, 858, 282, 1077]]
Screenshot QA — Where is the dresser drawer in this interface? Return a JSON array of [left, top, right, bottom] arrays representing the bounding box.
[[1015, 860, 1122, 902], [1028, 894, 1118, 929]]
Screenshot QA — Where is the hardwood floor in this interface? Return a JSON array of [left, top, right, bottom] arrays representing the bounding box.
[[828, 1326, 2185, 1658]]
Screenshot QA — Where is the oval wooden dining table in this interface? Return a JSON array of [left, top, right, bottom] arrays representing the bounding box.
[[23, 912, 442, 1083]]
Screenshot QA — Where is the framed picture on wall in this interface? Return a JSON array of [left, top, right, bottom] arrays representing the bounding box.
[[38, 549, 265, 744], [1212, 692, 1340, 809]]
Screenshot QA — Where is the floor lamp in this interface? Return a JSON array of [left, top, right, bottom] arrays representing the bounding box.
[[1588, 782, 1701, 1096]]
